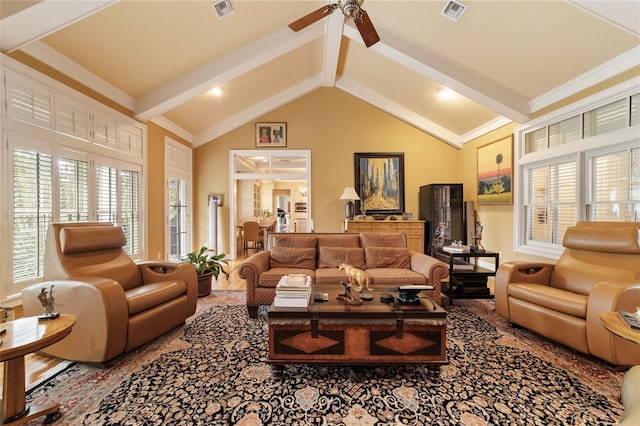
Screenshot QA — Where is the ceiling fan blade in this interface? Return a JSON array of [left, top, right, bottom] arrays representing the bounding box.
[[354, 10, 380, 47], [288, 4, 338, 32]]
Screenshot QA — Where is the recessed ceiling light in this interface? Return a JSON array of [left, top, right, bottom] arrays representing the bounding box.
[[208, 87, 223, 97], [438, 88, 456, 100]]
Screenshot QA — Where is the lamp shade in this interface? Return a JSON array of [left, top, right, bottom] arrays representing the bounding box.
[[339, 187, 360, 201]]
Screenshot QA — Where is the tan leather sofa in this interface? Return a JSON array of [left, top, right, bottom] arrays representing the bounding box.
[[239, 232, 449, 317], [21, 222, 198, 363], [495, 221, 640, 366]]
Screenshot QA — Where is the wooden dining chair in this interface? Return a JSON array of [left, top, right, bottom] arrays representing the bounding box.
[[242, 221, 263, 255]]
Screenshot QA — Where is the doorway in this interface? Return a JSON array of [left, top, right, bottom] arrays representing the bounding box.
[[230, 150, 311, 259], [273, 189, 291, 232]]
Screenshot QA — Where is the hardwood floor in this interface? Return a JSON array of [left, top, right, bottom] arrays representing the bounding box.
[[1, 259, 247, 396]]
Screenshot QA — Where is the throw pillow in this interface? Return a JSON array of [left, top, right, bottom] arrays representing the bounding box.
[[270, 246, 316, 269], [365, 247, 411, 269], [318, 247, 365, 269], [359, 232, 406, 248], [270, 235, 317, 248]]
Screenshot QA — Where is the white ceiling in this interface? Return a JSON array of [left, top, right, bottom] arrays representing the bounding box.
[[2, 0, 639, 148]]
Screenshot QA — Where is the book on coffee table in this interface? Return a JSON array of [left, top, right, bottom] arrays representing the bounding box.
[[274, 274, 312, 307]]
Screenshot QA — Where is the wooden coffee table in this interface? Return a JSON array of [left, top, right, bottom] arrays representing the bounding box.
[[267, 283, 447, 378], [1, 314, 75, 425]]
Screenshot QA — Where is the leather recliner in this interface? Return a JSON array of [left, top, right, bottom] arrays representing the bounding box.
[[495, 221, 640, 366], [21, 222, 198, 363]]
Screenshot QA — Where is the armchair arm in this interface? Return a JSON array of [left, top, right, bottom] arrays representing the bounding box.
[[587, 282, 640, 365], [495, 261, 555, 318], [21, 277, 128, 363], [137, 260, 198, 316], [409, 252, 448, 304], [238, 250, 271, 303]]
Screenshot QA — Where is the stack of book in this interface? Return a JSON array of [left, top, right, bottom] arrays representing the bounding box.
[[273, 274, 311, 308]]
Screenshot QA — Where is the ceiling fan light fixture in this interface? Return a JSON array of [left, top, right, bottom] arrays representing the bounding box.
[[339, 0, 363, 18], [441, 0, 466, 22]]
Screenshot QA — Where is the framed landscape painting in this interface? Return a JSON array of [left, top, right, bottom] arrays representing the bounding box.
[[477, 136, 513, 205], [354, 152, 405, 215], [255, 122, 286, 148]]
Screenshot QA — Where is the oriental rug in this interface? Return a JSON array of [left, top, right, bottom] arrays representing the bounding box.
[[25, 292, 624, 425]]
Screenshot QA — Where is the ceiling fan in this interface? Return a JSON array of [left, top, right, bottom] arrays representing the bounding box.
[[288, 0, 380, 47]]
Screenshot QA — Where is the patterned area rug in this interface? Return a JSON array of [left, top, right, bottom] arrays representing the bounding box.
[[26, 292, 624, 425]]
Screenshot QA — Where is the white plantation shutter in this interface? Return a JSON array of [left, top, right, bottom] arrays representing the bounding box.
[[4, 70, 53, 129], [525, 160, 577, 245], [168, 177, 188, 260], [59, 158, 89, 222], [12, 149, 53, 282], [120, 169, 140, 255], [588, 147, 640, 222], [96, 165, 118, 223]]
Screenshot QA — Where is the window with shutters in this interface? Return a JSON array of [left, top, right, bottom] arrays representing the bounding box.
[[120, 169, 140, 255], [59, 157, 89, 222], [12, 148, 53, 284], [516, 83, 639, 259], [168, 177, 188, 260]]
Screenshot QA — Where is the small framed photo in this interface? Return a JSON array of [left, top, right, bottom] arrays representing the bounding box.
[[256, 122, 286, 148]]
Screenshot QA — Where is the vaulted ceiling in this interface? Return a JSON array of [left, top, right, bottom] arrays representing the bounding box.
[[2, 0, 639, 148]]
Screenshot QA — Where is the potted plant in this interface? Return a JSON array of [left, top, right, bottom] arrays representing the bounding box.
[[183, 246, 229, 297]]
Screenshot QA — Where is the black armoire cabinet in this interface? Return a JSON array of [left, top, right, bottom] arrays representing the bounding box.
[[419, 184, 464, 254]]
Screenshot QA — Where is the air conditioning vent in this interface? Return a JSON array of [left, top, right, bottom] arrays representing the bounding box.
[[441, 0, 466, 22], [212, 0, 234, 19]]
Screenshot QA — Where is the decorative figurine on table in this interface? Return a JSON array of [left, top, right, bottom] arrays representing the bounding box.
[[472, 221, 485, 252], [337, 263, 374, 304], [433, 222, 448, 246], [37, 284, 60, 320]]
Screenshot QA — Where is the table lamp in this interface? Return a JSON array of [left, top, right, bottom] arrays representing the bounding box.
[[339, 187, 360, 220]]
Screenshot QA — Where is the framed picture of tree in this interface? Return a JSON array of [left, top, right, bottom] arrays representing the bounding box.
[[354, 152, 405, 215], [477, 136, 513, 205]]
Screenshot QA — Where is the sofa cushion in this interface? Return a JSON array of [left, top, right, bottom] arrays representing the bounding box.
[[507, 283, 588, 318], [60, 225, 126, 254], [270, 246, 316, 270], [259, 268, 315, 288], [125, 280, 186, 315], [366, 268, 427, 286], [316, 234, 361, 248], [315, 268, 348, 283], [269, 234, 317, 248], [360, 232, 406, 248], [365, 247, 411, 269], [318, 247, 365, 269]]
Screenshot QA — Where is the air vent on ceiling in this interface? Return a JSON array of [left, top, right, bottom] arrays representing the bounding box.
[[212, 0, 234, 19], [441, 0, 466, 22]]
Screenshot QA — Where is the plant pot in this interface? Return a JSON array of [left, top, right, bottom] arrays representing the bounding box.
[[197, 272, 213, 297]]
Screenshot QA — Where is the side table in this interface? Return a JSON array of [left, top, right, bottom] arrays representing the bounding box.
[[1, 314, 75, 425], [600, 311, 640, 344], [431, 246, 499, 304]]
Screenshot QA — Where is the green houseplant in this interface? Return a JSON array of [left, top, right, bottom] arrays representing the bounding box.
[[183, 246, 229, 297]]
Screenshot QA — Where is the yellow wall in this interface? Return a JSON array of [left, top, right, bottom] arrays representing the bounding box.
[[194, 88, 461, 255]]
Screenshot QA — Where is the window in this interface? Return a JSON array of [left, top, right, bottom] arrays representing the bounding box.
[[516, 81, 639, 259], [168, 177, 188, 260], [12, 148, 53, 284], [165, 138, 192, 260], [587, 146, 640, 222], [6, 137, 142, 294]]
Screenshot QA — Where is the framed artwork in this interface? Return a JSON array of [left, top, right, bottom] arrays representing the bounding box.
[[255, 122, 286, 148], [477, 135, 513, 205], [354, 152, 405, 215]]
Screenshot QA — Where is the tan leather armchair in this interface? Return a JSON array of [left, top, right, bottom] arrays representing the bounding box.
[[21, 222, 197, 363], [495, 221, 640, 366]]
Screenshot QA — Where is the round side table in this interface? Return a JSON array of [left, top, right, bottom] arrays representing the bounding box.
[[1, 314, 75, 424]]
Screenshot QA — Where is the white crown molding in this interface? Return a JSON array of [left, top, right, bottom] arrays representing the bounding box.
[[337, 76, 463, 149], [568, 0, 640, 37], [460, 116, 513, 144], [1, 1, 117, 52], [192, 75, 323, 147], [19, 41, 136, 111], [530, 46, 640, 113], [150, 116, 194, 144]]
